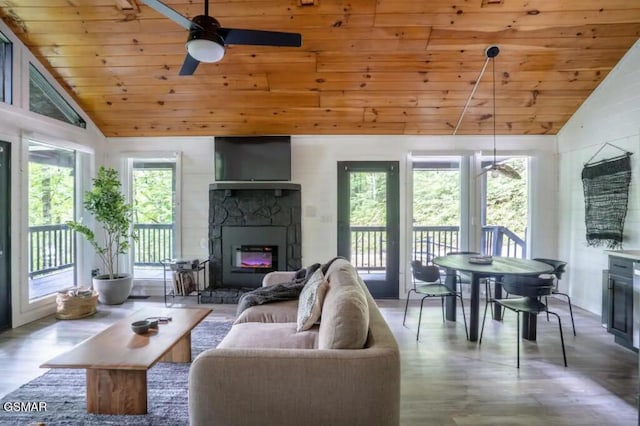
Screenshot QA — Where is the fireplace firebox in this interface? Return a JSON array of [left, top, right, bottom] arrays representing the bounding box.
[[232, 245, 278, 272], [221, 225, 287, 288]]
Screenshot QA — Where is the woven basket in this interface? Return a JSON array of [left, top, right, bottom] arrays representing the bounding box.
[[55, 290, 98, 320]]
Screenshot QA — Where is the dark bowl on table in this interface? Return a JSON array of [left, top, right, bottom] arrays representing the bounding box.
[[131, 320, 151, 335]]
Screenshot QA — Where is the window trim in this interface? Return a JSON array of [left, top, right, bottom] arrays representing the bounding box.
[[0, 31, 12, 104], [123, 152, 182, 282], [29, 63, 86, 128]]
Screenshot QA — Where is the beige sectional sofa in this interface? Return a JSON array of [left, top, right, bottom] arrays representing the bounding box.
[[189, 258, 401, 426]]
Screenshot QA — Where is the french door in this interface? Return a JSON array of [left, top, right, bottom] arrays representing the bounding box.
[[337, 161, 399, 298], [0, 141, 11, 330]]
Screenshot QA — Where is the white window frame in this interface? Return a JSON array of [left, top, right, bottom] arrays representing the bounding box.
[[20, 134, 93, 315], [121, 151, 182, 285]]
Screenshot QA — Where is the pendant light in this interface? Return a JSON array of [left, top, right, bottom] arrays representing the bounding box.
[[480, 45, 521, 179], [453, 46, 521, 179]]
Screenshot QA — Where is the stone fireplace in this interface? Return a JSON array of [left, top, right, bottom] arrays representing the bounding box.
[[202, 182, 301, 303]]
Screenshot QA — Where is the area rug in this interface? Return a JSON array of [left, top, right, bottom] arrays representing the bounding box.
[[0, 319, 233, 425]]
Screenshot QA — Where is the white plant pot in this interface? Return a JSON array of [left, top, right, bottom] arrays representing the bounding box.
[[92, 274, 133, 305]]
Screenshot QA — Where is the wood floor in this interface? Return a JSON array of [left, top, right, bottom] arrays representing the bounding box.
[[0, 296, 637, 425]]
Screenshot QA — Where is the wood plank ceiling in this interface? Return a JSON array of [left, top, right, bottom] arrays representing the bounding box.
[[1, 0, 640, 137]]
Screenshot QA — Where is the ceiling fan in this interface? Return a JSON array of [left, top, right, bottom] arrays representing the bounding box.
[[141, 0, 302, 75], [479, 46, 521, 180]]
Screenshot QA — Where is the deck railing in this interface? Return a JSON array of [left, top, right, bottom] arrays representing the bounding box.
[[351, 225, 526, 271], [412, 226, 460, 265], [351, 225, 387, 273], [28, 224, 75, 278], [481, 225, 526, 259], [133, 223, 174, 266], [412, 225, 525, 265], [29, 223, 523, 277], [28, 223, 175, 278]]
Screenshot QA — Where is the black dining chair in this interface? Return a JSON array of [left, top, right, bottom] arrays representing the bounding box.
[[479, 274, 567, 368], [404, 260, 468, 341], [533, 258, 575, 336]]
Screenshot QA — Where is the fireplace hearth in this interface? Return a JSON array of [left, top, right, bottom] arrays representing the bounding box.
[[202, 182, 301, 303]]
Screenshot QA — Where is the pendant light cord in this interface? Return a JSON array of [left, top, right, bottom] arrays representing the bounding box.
[[453, 56, 490, 135], [492, 52, 497, 164]]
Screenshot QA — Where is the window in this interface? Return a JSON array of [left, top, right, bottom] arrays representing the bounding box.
[[29, 64, 85, 128], [28, 141, 77, 300], [408, 153, 529, 262], [412, 157, 461, 263], [481, 156, 528, 257], [0, 31, 11, 104], [131, 158, 178, 280]]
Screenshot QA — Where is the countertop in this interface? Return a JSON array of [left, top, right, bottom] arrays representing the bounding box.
[[606, 250, 640, 260]]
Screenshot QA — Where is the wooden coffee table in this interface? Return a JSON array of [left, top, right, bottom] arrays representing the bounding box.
[[41, 307, 211, 415]]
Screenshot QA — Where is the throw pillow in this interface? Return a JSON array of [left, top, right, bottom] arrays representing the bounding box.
[[317, 269, 370, 349], [296, 268, 329, 332]]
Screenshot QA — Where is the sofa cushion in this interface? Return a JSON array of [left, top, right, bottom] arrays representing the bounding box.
[[323, 257, 353, 279], [234, 299, 299, 324], [218, 322, 318, 349], [296, 268, 329, 331], [318, 267, 369, 349]]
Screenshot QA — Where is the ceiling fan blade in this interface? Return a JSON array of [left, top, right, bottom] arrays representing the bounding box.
[[219, 28, 302, 47], [141, 0, 196, 30], [495, 164, 522, 179], [476, 166, 491, 178], [179, 54, 200, 76]]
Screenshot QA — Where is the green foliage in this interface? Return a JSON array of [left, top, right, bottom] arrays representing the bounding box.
[[348, 161, 528, 241], [67, 167, 137, 279], [485, 158, 528, 238], [133, 168, 173, 224], [28, 163, 74, 226], [349, 172, 387, 225], [413, 169, 461, 226]]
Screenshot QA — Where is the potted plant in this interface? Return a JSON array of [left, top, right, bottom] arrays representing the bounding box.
[[67, 166, 137, 305]]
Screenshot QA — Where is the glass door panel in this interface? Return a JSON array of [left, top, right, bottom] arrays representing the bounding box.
[[28, 141, 76, 300], [337, 162, 399, 298]]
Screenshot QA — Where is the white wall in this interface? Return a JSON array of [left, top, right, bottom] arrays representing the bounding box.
[[557, 40, 640, 315], [107, 134, 557, 297]]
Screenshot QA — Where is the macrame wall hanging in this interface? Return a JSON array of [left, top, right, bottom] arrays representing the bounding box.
[[581, 143, 633, 249]]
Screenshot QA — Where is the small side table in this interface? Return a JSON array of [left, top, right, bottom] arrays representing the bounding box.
[[160, 258, 208, 306]]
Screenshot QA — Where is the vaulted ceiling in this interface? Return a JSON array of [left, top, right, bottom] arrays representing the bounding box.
[[1, 0, 639, 137]]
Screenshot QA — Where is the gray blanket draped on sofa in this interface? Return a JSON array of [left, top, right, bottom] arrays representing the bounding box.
[[235, 257, 346, 316]]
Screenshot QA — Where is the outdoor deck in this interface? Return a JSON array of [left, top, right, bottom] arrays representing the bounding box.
[[29, 266, 165, 300]]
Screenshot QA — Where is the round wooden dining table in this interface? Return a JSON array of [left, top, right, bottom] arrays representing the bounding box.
[[432, 254, 554, 342]]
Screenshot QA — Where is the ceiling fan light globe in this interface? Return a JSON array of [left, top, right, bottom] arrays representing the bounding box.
[[490, 168, 500, 178], [186, 37, 225, 63]]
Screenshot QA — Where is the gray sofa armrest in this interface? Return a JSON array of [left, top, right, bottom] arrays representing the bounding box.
[[261, 271, 296, 287], [189, 346, 400, 426]]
